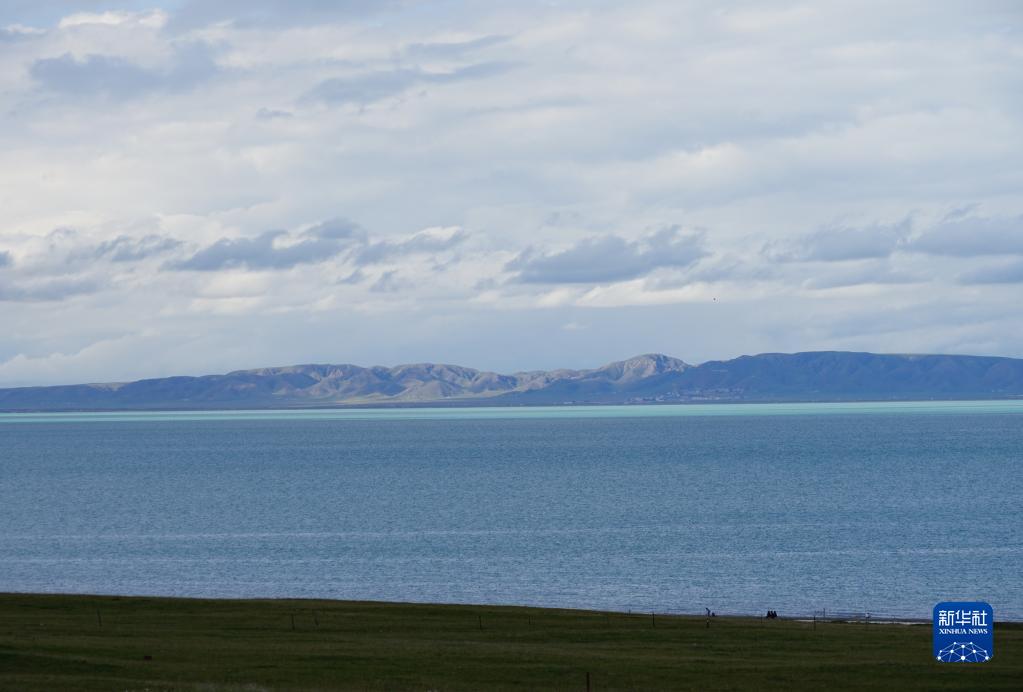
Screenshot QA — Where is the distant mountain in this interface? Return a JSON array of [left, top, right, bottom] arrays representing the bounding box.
[[1, 351, 1022, 411]]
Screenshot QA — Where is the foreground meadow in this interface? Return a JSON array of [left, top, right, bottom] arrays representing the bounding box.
[[0, 593, 1019, 690]]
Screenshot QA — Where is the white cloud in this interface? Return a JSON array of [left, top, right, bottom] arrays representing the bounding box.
[[58, 10, 168, 30], [1, 0, 1022, 385]]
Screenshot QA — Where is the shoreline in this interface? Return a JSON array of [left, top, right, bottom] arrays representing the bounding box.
[[3, 396, 1023, 415], [3, 398, 1023, 420], [3, 592, 1020, 690], [4, 590, 1017, 624]]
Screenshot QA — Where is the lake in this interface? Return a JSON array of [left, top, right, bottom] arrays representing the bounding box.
[[1, 401, 1020, 619]]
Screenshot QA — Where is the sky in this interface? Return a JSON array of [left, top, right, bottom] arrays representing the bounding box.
[[0, 1, 1021, 386]]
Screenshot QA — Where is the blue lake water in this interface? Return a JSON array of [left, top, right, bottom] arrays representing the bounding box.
[[1, 402, 1021, 620]]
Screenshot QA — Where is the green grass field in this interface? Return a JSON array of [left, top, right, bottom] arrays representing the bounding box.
[[0, 593, 1018, 690]]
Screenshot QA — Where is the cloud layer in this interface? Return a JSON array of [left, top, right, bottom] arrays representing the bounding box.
[[508, 227, 706, 284], [31, 41, 216, 97], [0, 1, 1022, 385]]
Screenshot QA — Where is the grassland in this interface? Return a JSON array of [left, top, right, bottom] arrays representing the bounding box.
[[0, 593, 1019, 690]]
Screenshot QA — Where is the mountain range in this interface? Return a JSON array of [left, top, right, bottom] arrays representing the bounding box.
[[1, 351, 1022, 411]]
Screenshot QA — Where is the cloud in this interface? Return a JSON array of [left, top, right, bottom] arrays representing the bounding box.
[[10, 228, 184, 273], [305, 218, 365, 241], [0, 276, 100, 302], [957, 260, 1023, 285], [2, 0, 1023, 384], [93, 234, 183, 262], [170, 232, 299, 271], [0, 251, 10, 268], [58, 10, 167, 29], [404, 35, 509, 60], [337, 268, 366, 285], [354, 226, 467, 265], [370, 269, 410, 293], [304, 62, 512, 106], [801, 262, 922, 290], [507, 227, 707, 284], [769, 221, 911, 262], [255, 107, 293, 120], [909, 214, 1023, 257], [166, 0, 403, 30], [768, 214, 1023, 264], [0, 24, 42, 41], [168, 219, 365, 272], [30, 42, 217, 98], [169, 220, 468, 272]]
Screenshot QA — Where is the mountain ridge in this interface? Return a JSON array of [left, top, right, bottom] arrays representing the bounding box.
[[1, 351, 1022, 411]]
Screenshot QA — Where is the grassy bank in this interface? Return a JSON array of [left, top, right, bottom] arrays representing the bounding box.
[[0, 593, 1019, 690]]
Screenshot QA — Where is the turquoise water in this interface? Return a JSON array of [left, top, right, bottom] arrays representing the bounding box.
[[2, 399, 1022, 423], [1, 402, 1021, 619]]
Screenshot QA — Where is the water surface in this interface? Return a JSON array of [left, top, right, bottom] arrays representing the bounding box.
[[1, 401, 1020, 619]]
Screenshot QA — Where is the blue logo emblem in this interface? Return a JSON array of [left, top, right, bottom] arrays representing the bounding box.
[[933, 602, 993, 663]]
